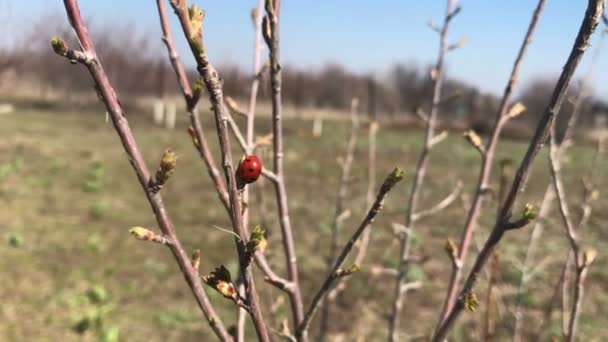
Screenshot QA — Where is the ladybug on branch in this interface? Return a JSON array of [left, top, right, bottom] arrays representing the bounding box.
[[236, 155, 262, 190]]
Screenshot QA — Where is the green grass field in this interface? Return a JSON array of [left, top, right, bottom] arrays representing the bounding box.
[[1, 108, 607, 341]]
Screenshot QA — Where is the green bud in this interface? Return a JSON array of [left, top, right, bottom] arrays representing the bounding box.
[[523, 203, 536, 221], [129, 227, 155, 241], [51, 37, 68, 55], [156, 149, 177, 186], [246, 225, 267, 254], [192, 77, 204, 99], [463, 291, 479, 312], [384, 167, 405, 189]]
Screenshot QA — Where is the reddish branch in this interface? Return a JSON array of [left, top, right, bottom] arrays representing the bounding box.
[[435, 0, 547, 327], [431, 1, 605, 340], [155, 0, 229, 213], [388, 1, 462, 340], [166, 1, 271, 340], [55, 1, 231, 340]]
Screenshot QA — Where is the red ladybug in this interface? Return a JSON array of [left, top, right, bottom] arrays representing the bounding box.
[[238, 155, 262, 184]]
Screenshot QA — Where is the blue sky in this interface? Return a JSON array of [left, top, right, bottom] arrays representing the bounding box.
[[6, 0, 608, 97]]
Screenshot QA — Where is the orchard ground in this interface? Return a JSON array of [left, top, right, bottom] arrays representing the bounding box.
[[1, 107, 607, 341]]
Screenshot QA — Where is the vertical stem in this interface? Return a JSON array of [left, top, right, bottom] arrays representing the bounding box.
[[482, 253, 499, 341], [165, 2, 271, 340], [238, 1, 265, 340], [60, 1, 231, 340], [297, 168, 404, 340], [512, 186, 554, 342], [155, 0, 230, 213], [561, 253, 574, 339], [567, 266, 588, 342], [199, 54, 271, 342], [513, 24, 606, 342], [437, 0, 547, 327], [432, 1, 604, 339], [263, 0, 305, 334], [246, 0, 265, 149], [389, 1, 456, 340], [328, 120, 379, 300], [242, 0, 265, 229], [317, 99, 360, 341]]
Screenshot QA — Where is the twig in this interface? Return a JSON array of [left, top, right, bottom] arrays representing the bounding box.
[[549, 127, 601, 342], [512, 24, 606, 341], [482, 253, 499, 341], [54, 1, 231, 340], [513, 24, 606, 342], [225, 109, 249, 154], [238, 1, 265, 340], [411, 181, 463, 222], [296, 168, 405, 340], [561, 252, 574, 340], [167, 2, 270, 340], [435, 0, 547, 328], [388, 1, 461, 340], [369, 266, 399, 277], [512, 186, 554, 341], [246, 0, 266, 152], [155, 0, 230, 213], [431, 1, 605, 340], [534, 265, 567, 340], [157, 1, 278, 340], [262, 0, 306, 334], [317, 98, 360, 341], [327, 119, 380, 302]]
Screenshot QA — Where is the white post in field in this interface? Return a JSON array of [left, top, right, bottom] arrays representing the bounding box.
[[153, 99, 165, 125], [165, 102, 177, 130], [312, 115, 323, 138]]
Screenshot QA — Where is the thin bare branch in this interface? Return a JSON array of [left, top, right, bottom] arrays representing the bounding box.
[[56, 1, 231, 340], [512, 186, 554, 341], [412, 181, 463, 222], [262, 0, 306, 334], [389, 1, 459, 339], [432, 2, 605, 339], [156, 0, 230, 212], [513, 25, 606, 341], [326, 120, 380, 304], [167, 1, 270, 340], [317, 98, 360, 341], [549, 126, 601, 342], [238, 2, 265, 339], [296, 168, 405, 340], [482, 253, 500, 341], [225, 107, 249, 154], [369, 265, 399, 277], [549, 136, 579, 257], [435, 0, 548, 328]]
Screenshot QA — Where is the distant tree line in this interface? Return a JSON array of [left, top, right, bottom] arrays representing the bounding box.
[[1, 15, 604, 134]]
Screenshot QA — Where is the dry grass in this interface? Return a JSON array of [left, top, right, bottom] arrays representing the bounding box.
[[1, 107, 606, 341]]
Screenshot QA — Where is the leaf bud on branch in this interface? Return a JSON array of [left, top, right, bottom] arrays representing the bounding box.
[[128, 227, 171, 245]]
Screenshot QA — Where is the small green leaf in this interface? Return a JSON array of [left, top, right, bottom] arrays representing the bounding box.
[[6, 232, 24, 247], [523, 203, 537, 221], [86, 285, 108, 304], [51, 37, 68, 55], [246, 225, 266, 253], [101, 326, 120, 342]]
